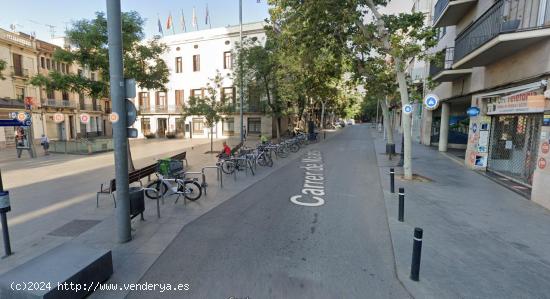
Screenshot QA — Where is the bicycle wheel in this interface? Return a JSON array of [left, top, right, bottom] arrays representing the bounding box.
[[257, 153, 268, 166], [145, 180, 168, 199], [267, 153, 274, 167], [277, 146, 289, 158], [289, 143, 299, 153], [221, 160, 235, 174], [183, 180, 202, 201]]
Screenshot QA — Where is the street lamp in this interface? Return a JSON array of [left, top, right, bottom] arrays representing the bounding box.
[[239, 0, 244, 143]]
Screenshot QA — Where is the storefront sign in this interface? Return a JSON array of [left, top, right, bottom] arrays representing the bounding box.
[[544, 114, 550, 126], [467, 107, 480, 117], [487, 91, 546, 115]]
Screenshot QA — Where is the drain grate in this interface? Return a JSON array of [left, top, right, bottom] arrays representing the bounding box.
[[48, 220, 101, 237]]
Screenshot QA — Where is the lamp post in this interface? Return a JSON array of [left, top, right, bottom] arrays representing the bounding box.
[[239, 0, 244, 143]]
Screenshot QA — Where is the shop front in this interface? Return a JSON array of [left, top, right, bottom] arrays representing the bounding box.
[[466, 81, 549, 187]]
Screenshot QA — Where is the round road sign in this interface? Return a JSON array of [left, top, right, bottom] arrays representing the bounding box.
[[539, 157, 547, 169], [53, 113, 65, 123], [17, 112, 27, 122], [542, 142, 549, 154], [126, 99, 137, 127], [403, 104, 413, 114], [80, 113, 90, 124], [424, 94, 440, 110], [109, 112, 119, 123]]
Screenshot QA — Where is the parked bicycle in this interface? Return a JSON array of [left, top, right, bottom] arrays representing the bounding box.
[[144, 159, 202, 202]]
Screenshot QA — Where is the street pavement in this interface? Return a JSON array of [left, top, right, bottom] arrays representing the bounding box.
[[127, 125, 409, 298]]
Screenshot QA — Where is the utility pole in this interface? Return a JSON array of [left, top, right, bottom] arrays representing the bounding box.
[[106, 0, 131, 243], [239, 0, 244, 143]]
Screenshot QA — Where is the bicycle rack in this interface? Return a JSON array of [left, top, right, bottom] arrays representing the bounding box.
[[234, 157, 255, 177], [201, 166, 223, 195]]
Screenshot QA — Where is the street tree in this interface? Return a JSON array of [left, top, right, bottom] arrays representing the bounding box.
[[183, 71, 233, 153], [30, 11, 169, 170], [268, 0, 436, 179], [0, 59, 6, 80]]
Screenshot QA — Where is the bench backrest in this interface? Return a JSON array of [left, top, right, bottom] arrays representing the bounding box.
[[170, 151, 186, 161]]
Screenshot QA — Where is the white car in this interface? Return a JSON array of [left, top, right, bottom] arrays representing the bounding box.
[[346, 120, 354, 125]]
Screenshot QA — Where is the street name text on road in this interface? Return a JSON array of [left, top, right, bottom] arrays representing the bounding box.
[[290, 150, 326, 207]]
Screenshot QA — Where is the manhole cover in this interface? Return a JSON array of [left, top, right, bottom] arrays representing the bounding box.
[[48, 219, 101, 237]]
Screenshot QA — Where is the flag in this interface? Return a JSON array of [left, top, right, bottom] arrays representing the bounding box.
[[157, 15, 163, 35], [205, 4, 210, 26], [166, 13, 173, 30], [192, 7, 198, 30], [180, 10, 186, 32]]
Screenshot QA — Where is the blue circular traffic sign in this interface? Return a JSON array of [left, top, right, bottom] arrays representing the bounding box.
[[403, 104, 413, 114], [424, 94, 440, 110]]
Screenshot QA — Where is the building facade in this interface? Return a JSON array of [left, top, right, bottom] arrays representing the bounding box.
[[133, 22, 274, 140], [423, 0, 550, 207]]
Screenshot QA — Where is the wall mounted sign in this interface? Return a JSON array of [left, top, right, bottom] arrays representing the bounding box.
[[487, 91, 546, 115], [467, 107, 481, 117]]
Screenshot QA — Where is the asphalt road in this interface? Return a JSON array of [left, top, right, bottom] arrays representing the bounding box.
[[127, 125, 409, 299]]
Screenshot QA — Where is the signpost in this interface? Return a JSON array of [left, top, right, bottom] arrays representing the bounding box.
[[424, 94, 440, 111]]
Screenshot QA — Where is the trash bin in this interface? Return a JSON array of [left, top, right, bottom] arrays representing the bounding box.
[[128, 187, 145, 219]]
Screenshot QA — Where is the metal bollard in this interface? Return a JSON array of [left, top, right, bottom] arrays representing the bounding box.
[[398, 187, 405, 222], [410, 227, 423, 281], [390, 168, 395, 193], [323, 131, 326, 139], [0, 190, 12, 257]]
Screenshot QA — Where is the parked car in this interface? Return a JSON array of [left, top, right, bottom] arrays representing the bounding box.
[[339, 120, 346, 127]]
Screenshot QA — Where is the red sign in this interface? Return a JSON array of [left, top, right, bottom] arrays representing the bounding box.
[[80, 113, 90, 124], [53, 113, 64, 123], [542, 142, 550, 154], [539, 157, 547, 170]]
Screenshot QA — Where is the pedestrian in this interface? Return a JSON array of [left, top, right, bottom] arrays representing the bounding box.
[[15, 127, 26, 158], [40, 134, 50, 155]]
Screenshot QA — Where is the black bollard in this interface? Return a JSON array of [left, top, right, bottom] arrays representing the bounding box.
[[0, 190, 12, 257], [398, 187, 405, 222], [390, 168, 395, 193], [410, 227, 423, 281]]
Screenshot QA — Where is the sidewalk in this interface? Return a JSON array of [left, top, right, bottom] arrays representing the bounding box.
[[371, 128, 550, 298], [0, 128, 343, 298]]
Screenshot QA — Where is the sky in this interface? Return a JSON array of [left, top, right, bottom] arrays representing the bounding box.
[[0, 0, 413, 42], [1, 0, 271, 41]]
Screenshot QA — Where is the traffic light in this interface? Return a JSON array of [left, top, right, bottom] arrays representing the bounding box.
[[124, 78, 138, 138]]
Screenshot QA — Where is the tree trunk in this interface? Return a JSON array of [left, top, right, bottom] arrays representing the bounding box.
[[379, 97, 394, 146], [320, 100, 326, 130], [276, 117, 281, 141], [127, 143, 135, 172], [210, 126, 214, 152], [395, 58, 412, 180]]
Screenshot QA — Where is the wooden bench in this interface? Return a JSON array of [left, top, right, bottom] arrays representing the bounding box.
[[96, 163, 157, 208], [170, 151, 188, 167]]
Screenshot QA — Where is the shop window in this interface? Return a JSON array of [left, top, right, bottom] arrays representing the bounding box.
[[192, 118, 204, 134], [223, 118, 235, 136], [248, 118, 261, 134]]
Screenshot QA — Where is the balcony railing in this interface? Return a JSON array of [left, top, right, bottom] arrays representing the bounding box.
[[0, 98, 25, 108], [433, 0, 450, 24], [43, 99, 76, 108], [454, 0, 550, 63], [80, 104, 102, 111], [104, 107, 112, 114], [429, 47, 455, 77], [10, 66, 29, 78], [139, 105, 182, 114]]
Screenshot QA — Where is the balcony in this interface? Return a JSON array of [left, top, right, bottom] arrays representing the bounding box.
[[10, 66, 29, 79], [0, 98, 25, 108], [454, 0, 550, 68], [139, 105, 182, 114], [42, 99, 76, 108], [429, 47, 473, 82], [433, 0, 478, 27], [80, 104, 103, 111]]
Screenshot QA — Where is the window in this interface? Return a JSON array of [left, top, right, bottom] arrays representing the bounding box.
[[223, 51, 232, 69], [192, 55, 200, 72], [221, 87, 236, 106], [175, 90, 184, 106], [175, 57, 182, 73], [156, 91, 167, 107], [139, 92, 150, 109], [247, 118, 261, 134], [56, 61, 60, 71], [78, 69, 83, 77], [62, 91, 69, 101], [46, 58, 51, 70], [141, 118, 151, 135], [248, 84, 261, 112], [15, 87, 25, 101], [190, 88, 203, 99], [12, 54, 23, 76], [91, 72, 96, 81], [223, 118, 235, 136], [192, 118, 204, 134], [41, 57, 45, 69], [61, 63, 65, 73], [46, 89, 54, 99]]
